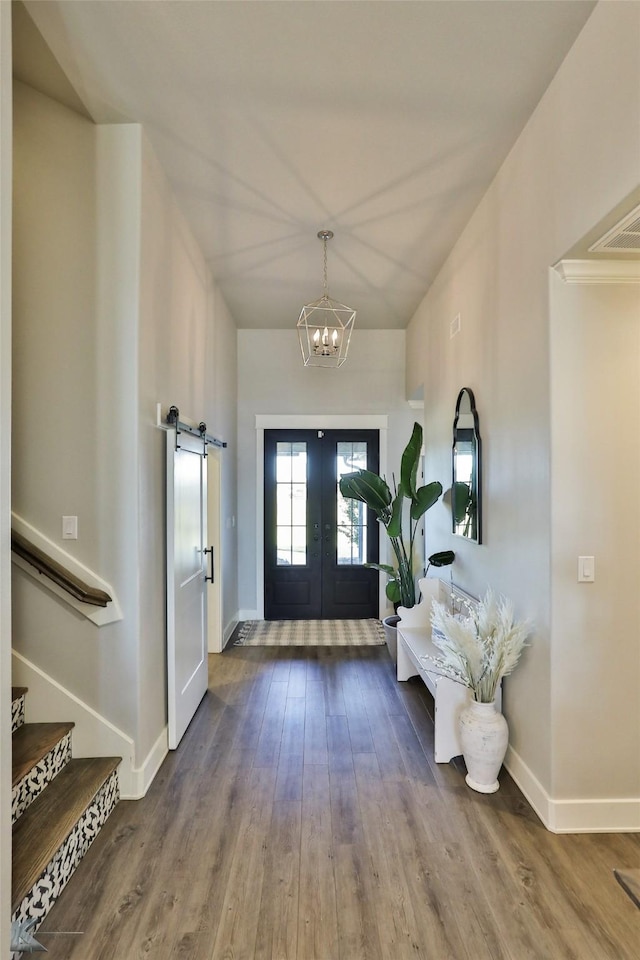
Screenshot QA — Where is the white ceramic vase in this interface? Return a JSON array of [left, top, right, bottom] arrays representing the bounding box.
[[459, 699, 508, 793]]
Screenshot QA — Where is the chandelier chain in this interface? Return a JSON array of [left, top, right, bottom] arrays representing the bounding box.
[[323, 237, 329, 298]]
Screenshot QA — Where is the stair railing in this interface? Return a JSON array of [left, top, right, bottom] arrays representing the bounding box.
[[11, 531, 112, 607]]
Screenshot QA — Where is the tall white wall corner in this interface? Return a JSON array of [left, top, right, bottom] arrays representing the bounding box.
[[505, 744, 640, 834], [11, 650, 167, 799]]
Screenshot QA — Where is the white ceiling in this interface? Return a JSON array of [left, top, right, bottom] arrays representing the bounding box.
[[19, 0, 596, 329]]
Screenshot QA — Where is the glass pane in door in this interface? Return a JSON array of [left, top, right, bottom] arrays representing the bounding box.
[[336, 441, 368, 565], [276, 442, 307, 565]]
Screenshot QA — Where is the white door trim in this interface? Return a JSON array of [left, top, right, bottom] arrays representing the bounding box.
[[255, 414, 389, 620], [206, 448, 223, 653]]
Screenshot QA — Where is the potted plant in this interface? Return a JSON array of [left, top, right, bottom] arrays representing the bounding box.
[[339, 421, 454, 659], [426, 589, 531, 793]]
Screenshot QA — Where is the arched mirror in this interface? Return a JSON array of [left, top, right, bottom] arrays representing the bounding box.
[[452, 387, 481, 543]]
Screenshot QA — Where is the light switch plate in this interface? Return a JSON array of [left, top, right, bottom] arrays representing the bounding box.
[[62, 516, 78, 540], [578, 556, 595, 582]]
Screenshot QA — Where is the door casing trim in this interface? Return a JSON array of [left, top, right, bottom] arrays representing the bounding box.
[[255, 415, 389, 620]]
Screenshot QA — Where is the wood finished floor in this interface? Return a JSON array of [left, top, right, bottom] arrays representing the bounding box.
[[40, 645, 639, 959]]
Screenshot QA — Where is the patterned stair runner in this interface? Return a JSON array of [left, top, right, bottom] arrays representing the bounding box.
[[10, 686, 120, 955], [12, 721, 74, 822]]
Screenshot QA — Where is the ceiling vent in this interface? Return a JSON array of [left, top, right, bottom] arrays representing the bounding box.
[[589, 204, 640, 253]]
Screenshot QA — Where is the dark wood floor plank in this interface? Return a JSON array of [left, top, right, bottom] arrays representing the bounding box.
[[334, 842, 384, 960], [341, 671, 375, 754], [303, 679, 328, 766], [353, 747, 431, 960], [275, 752, 304, 802], [361, 686, 408, 782], [388, 711, 437, 786], [287, 658, 308, 698], [253, 679, 288, 768], [254, 799, 301, 960], [38, 644, 639, 960], [210, 766, 278, 960], [297, 763, 339, 960], [280, 696, 305, 759], [323, 656, 347, 716]]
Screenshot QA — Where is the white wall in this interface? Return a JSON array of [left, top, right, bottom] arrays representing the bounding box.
[[0, 1, 12, 947], [138, 133, 238, 752], [550, 276, 640, 802], [406, 1, 640, 827], [12, 84, 238, 770], [12, 84, 140, 737], [237, 328, 416, 617]]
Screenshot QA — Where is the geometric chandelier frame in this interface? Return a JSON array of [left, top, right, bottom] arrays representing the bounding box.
[[297, 230, 356, 368]]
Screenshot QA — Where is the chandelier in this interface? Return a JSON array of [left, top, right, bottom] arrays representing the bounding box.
[[297, 230, 356, 368]]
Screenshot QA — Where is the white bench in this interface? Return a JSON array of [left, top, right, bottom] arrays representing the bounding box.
[[396, 578, 500, 763]]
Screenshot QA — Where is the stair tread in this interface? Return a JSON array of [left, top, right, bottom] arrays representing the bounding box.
[[12, 686, 28, 702], [12, 756, 121, 911], [12, 721, 75, 786]]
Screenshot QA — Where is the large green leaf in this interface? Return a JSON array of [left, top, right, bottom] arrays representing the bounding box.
[[386, 579, 401, 603], [410, 480, 442, 520], [339, 470, 392, 517], [452, 480, 471, 524], [400, 422, 423, 500], [364, 562, 395, 576], [427, 550, 455, 568], [386, 489, 404, 538]]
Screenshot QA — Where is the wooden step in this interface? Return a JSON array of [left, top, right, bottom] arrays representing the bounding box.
[[12, 756, 121, 915], [12, 722, 74, 822], [12, 686, 28, 700], [12, 722, 74, 786]]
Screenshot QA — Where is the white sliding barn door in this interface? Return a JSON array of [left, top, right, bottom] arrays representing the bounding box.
[[166, 429, 209, 749]]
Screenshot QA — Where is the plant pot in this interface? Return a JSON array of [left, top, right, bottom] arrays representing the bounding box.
[[459, 699, 508, 794], [382, 614, 401, 664]]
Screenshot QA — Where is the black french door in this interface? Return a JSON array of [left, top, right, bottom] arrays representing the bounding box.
[[264, 429, 380, 620]]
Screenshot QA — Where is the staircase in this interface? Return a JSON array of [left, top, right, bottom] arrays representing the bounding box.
[[11, 686, 120, 954]]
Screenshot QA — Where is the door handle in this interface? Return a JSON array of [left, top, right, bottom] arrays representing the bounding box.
[[204, 546, 215, 583]]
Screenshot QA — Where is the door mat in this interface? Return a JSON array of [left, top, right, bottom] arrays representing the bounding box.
[[235, 619, 385, 646]]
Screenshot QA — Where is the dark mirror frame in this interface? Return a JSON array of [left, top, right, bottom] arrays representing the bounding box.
[[452, 387, 482, 543]]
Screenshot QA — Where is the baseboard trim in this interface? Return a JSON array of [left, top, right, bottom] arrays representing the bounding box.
[[505, 745, 640, 833], [129, 727, 168, 799], [237, 609, 260, 622], [223, 616, 240, 648], [11, 650, 166, 800]]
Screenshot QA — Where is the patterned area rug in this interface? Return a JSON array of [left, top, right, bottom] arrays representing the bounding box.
[[235, 619, 385, 646]]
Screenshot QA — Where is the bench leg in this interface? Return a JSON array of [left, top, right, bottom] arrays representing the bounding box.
[[433, 680, 467, 762], [396, 638, 416, 682]]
